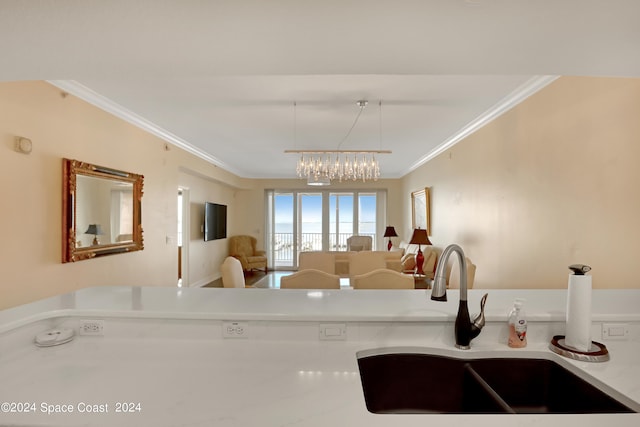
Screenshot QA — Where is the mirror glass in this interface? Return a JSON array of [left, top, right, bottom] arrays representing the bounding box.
[[62, 159, 144, 262], [76, 175, 134, 247]]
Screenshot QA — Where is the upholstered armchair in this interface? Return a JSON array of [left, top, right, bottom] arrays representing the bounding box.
[[228, 235, 268, 273], [346, 235, 372, 252]]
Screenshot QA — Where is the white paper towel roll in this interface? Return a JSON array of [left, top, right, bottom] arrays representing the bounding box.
[[565, 274, 592, 352]]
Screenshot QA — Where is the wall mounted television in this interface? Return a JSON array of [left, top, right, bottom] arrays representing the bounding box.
[[204, 202, 227, 241]]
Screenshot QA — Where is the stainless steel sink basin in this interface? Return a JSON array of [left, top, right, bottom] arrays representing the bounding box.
[[357, 348, 639, 414]]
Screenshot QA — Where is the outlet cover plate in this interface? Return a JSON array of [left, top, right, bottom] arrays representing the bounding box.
[[319, 323, 347, 340], [602, 323, 629, 341], [223, 321, 249, 339], [79, 319, 104, 336]]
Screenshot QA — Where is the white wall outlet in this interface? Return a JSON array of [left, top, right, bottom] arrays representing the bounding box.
[[319, 323, 347, 340], [602, 323, 629, 341], [223, 321, 249, 338], [79, 319, 104, 336]]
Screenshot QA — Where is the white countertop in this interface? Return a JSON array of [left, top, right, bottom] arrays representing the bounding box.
[[1, 286, 639, 427], [2, 287, 640, 331]]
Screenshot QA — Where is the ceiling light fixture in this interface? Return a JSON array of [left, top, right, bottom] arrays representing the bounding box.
[[285, 100, 391, 185]]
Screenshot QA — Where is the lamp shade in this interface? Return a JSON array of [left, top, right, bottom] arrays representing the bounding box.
[[383, 226, 398, 238], [409, 228, 431, 246], [85, 224, 103, 235]]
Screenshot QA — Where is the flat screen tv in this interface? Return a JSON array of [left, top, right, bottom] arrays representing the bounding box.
[[204, 202, 227, 241]]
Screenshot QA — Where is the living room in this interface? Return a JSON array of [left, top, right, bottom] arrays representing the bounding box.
[[2, 75, 639, 310]]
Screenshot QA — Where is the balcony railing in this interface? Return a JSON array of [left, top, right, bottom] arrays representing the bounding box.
[[269, 232, 376, 266]]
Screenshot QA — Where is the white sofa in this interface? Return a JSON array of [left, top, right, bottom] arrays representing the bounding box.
[[297, 247, 474, 288], [396, 241, 438, 279], [298, 251, 404, 277]]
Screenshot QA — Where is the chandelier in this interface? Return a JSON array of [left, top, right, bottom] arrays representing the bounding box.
[[285, 100, 391, 185], [287, 150, 388, 184]]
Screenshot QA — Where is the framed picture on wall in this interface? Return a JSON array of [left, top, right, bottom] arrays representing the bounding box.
[[411, 187, 431, 235]]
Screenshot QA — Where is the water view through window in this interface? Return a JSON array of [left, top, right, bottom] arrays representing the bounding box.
[[266, 190, 384, 269]]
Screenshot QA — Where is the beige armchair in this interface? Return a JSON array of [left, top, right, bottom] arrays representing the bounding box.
[[228, 235, 268, 273], [347, 235, 372, 252], [280, 269, 340, 289]]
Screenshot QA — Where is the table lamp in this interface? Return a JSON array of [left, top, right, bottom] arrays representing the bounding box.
[[409, 228, 432, 275], [383, 226, 398, 251], [85, 224, 104, 246]]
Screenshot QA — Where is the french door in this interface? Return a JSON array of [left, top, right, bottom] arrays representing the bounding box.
[[266, 189, 385, 269]]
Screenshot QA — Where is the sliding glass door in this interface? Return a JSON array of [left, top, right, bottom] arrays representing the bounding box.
[[266, 189, 386, 270]]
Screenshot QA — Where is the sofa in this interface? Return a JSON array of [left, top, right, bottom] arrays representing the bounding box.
[[298, 250, 403, 277], [396, 241, 437, 279], [296, 246, 476, 289]]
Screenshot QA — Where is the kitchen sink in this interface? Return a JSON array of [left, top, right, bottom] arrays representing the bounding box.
[[357, 348, 639, 414]]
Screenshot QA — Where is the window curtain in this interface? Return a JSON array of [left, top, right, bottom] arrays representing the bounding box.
[[110, 190, 133, 243], [264, 189, 276, 270]]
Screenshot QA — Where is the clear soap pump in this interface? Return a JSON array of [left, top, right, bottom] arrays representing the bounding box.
[[508, 299, 527, 348]]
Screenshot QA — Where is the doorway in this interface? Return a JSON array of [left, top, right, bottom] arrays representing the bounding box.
[[177, 187, 190, 287]]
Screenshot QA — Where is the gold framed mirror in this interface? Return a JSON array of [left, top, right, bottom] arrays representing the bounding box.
[[62, 158, 144, 263]]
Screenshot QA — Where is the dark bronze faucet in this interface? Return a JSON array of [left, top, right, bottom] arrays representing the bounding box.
[[431, 244, 488, 349]]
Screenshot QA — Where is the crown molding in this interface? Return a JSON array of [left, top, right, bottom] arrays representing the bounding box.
[[46, 80, 243, 176], [48, 76, 559, 180], [407, 75, 560, 174]]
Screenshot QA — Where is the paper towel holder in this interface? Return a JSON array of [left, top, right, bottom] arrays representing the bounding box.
[[549, 263, 610, 362], [549, 335, 610, 362], [569, 264, 591, 275]]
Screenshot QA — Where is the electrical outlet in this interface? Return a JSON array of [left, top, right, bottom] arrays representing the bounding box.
[[79, 319, 104, 336], [223, 321, 248, 338]]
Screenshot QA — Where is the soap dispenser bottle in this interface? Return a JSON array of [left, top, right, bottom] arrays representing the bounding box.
[[508, 299, 527, 348]]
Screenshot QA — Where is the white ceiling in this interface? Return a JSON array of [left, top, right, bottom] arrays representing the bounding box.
[[1, 0, 639, 179]]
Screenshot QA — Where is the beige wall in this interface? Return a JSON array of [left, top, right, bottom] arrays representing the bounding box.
[[0, 81, 245, 309], [2, 76, 638, 309], [403, 76, 640, 289], [178, 170, 239, 287]]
